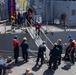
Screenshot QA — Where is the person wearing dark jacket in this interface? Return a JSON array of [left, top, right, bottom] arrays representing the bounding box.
[[35, 22, 41, 38], [13, 35, 20, 63], [0, 56, 7, 75], [63, 34, 74, 61], [36, 41, 46, 65], [68, 38, 75, 65], [21, 37, 29, 62], [19, 14, 24, 27], [57, 39, 63, 65], [48, 43, 60, 70], [0, 56, 13, 75]]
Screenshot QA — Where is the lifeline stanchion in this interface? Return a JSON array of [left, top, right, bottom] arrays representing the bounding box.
[[4, 23, 6, 34], [11, 22, 12, 33]]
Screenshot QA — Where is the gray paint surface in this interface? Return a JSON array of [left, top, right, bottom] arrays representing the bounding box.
[[45, 31, 76, 52], [28, 0, 52, 22], [54, 1, 76, 26], [46, 31, 76, 43], [0, 0, 9, 19], [0, 32, 38, 58], [28, 0, 76, 26], [40, 30, 76, 53]]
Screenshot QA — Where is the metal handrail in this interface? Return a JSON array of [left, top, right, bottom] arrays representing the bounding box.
[[40, 27, 54, 46], [27, 19, 54, 46], [0, 19, 9, 24]]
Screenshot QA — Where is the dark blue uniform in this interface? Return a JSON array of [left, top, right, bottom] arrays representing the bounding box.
[[70, 48, 75, 65], [21, 40, 29, 62], [13, 38, 20, 63], [36, 44, 46, 65], [57, 43, 63, 65], [14, 45, 19, 63], [69, 41, 75, 64], [64, 37, 74, 61], [19, 14, 24, 25], [49, 45, 60, 70], [0, 59, 7, 75], [64, 46, 70, 61]]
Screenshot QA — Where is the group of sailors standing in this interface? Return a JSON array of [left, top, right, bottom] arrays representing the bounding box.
[[12, 34, 76, 71]]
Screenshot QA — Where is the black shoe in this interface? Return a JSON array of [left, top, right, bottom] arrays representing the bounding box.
[[36, 62, 38, 65], [41, 63, 43, 65], [70, 62, 75, 65], [58, 62, 61, 65], [26, 60, 29, 62], [48, 66, 51, 69], [15, 59, 18, 63], [15, 61, 18, 63]]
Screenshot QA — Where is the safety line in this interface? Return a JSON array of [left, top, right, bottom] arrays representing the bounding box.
[[0, 49, 38, 55]]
